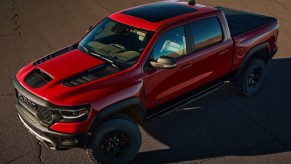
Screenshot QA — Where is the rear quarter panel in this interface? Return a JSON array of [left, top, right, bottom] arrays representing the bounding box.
[[232, 20, 279, 71]]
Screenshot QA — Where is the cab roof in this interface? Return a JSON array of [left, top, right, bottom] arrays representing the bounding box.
[[109, 1, 217, 31], [122, 2, 197, 22]]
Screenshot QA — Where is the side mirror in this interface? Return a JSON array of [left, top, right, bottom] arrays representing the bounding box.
[[150, 56, 176, 69], [87, 26, 92, 32]]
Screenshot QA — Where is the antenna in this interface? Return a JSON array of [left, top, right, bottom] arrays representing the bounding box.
[[188, 0, 196, 6]]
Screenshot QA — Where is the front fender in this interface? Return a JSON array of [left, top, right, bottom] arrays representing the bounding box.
[[88, 97, 146, 131]]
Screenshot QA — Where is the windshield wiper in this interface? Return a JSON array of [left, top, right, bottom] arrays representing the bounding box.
[[79, 43, 120, 69], [91, 52, 119, 69], [78, 43, 89, 53]]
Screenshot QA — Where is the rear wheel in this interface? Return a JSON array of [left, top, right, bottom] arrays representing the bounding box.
[[86, 115, 141, 164], [234, 58, 265, 96]]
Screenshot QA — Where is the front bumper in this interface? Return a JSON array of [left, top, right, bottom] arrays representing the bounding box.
[[13, 77, 91, 150], [16, 103, 90, 150], [18, 114, 57, 149]]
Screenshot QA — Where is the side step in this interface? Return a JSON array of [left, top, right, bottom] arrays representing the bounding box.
[[147, 81, 226, 120]]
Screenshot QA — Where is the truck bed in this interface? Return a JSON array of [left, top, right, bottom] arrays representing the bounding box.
[[216, 7, 277, 36]]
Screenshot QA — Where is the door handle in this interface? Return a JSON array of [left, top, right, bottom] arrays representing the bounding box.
[[218, 49, 229, 55], [180, 63, 192, 70]]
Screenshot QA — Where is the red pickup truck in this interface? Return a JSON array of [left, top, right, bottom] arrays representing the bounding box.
[[13, 1, 279, 163]]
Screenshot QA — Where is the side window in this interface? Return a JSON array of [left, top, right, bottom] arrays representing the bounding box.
[[190, 17, 223, 51], [152, 26, 186, 60]]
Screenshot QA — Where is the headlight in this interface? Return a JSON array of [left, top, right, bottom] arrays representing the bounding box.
[[59, 108, 90, 119], [52, 106, 90, 122]]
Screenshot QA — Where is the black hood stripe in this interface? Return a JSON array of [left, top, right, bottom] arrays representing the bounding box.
[[33, 45, 75, 66]]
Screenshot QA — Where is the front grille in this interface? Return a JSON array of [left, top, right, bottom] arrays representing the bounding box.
[[37, 106, 53, 124], [17, 90, 52, 124]]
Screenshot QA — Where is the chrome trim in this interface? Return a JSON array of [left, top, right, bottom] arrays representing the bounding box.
[[62, 112, 87, 119], [53, 108, 89, 119], [18, 114, 56, 150]]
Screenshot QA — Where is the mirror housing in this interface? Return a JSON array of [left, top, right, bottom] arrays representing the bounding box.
[[87, 26, 92, 32], [150, 56, 176, 69]]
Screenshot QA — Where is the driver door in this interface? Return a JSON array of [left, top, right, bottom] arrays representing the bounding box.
[[143, 26, 195, 109]]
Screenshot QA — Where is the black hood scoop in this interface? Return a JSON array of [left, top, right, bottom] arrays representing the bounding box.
[[63, 64, 120, 87], [25, 69, 53, 88]]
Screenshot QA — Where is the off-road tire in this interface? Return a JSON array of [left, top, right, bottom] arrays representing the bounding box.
[[86, 115, 141, 164], [234, 58, 266, 96]]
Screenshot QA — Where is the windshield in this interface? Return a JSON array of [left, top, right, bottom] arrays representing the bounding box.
[[78, 18, 154, 69]]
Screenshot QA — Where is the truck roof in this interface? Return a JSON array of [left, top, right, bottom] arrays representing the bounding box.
[[109, 1, 217, 31]]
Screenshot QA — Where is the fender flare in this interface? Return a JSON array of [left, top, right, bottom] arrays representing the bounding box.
[[236, 42, 270, 77], [88, 97, 146, 131]]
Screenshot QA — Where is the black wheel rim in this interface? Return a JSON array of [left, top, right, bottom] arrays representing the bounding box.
[[99, 131, 130, 158], [247, 65, 263, 90]]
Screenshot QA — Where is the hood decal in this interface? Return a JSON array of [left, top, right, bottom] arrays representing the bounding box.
[[36, 49, 105, 82], [33, 45, 74, 66]]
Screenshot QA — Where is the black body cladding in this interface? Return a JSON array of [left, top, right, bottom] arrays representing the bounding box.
[[122, 2, 197, 22]]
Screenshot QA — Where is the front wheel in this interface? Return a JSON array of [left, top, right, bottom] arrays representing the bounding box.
[[234, 58, 266, 96], [86, 115, 141, 164]]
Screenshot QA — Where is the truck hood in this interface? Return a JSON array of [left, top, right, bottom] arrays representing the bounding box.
[[16, 48, 126, 106], [36, 49, 105, 82]]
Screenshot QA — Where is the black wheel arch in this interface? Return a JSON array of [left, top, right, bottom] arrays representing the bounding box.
[[236, 42, 270, 78], [88, 97, 146, 132]]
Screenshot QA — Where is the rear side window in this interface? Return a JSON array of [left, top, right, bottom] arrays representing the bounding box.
[[189, 17, 223, 51]]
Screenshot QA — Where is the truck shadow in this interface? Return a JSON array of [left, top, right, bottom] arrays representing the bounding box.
[[132, 58, 291, 163]]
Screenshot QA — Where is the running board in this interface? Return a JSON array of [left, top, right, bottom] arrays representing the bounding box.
[[147, 81, 226, 120]]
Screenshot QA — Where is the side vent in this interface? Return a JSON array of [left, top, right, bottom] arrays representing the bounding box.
[[33, 45, 74, 66], [25, 69, 53, 88], [33, 54, 55, 66], [63, 64, 120, 87]]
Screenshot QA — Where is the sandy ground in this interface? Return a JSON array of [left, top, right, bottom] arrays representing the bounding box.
[[0, 0, 291, 163]]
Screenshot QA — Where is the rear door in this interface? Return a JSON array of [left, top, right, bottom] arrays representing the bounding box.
[[185, 16, 233, 90], [143, 16, 233, 109]]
